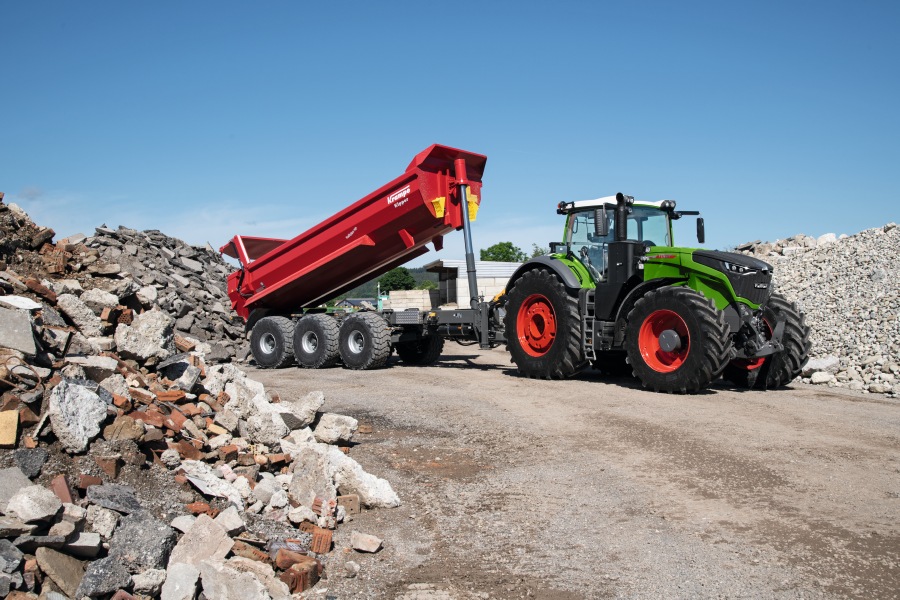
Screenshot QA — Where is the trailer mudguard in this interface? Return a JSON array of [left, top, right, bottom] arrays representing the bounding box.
[[506, 256, 582, 295]]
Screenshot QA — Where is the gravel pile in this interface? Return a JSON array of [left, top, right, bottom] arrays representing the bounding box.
[[736, 222, 900, 396]]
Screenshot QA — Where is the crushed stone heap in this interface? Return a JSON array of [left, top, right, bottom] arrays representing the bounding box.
[[736, 222, 900, 396]]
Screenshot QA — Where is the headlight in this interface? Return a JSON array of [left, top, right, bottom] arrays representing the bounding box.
[[661, 200, 676, 209], [722, 261, 749, 274]]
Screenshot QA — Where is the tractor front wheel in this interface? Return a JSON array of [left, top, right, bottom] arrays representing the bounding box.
[[724, 292, 811, 389], [625, 286, 731, 393], [505, 268, 587, 379]]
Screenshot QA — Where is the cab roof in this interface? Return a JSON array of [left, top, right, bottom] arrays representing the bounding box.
[[571, 196, 669, 209]]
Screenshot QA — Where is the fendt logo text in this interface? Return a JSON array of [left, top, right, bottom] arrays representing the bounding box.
[[387, 185, 411, 204]]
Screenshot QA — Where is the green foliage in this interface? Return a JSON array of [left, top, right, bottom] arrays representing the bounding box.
[[325, 267, 439, 305], [378, 267, 416, 292], [530, 243, 548, 258], [480, 241, 527, 262], [416, 279, 438, 290]]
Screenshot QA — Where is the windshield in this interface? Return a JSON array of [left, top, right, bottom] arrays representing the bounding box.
[[564, 206, 671, 281]]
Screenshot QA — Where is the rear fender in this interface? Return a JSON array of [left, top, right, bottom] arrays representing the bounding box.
[[505, 256, 582, 294]]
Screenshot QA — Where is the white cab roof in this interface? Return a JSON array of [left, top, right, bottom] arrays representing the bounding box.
[[571, 196, 668, 209]]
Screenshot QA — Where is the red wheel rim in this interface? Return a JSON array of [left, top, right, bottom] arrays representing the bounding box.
[[638, 309, 690, 373], [516, 294, 557, 357], [731, 319, 772, 370]]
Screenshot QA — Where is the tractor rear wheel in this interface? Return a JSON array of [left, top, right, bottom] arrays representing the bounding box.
[[505, 268, 587, 379], [625, 286, 731, 393], [338, 312, 391, 370], [250, 316, 296, 369], [293, 314, 340, 369], [397, 336, 444, 365], [725, 292, 811, 389]]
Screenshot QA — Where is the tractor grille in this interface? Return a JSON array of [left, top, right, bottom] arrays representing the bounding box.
[[692, 250, 773, 306], [727, 270, 772, 305]]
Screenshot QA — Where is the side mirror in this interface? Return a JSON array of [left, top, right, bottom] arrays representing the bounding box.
[[697, 217, 705, 244], [594, 208, 608, 237]]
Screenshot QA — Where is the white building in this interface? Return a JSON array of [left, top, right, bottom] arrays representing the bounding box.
[[423, 259, 522, 305]]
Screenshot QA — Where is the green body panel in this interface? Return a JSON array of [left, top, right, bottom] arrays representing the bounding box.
[[557, 208, 761, 309], [642, 247, 762, 310]]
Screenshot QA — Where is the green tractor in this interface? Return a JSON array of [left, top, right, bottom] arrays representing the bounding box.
[[503, 193, 811, 392]]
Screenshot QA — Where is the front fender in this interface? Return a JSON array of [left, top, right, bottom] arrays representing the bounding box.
[[506, 255, 582, 293]]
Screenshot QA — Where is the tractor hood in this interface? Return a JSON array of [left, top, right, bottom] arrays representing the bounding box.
[[692, 250, 774, 305]]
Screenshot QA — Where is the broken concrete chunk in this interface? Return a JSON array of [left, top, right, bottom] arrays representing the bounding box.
[[179, 461, 244, 508], [86, 505, 119, 538], [48, 379, 108, 453], [115, 323, 169, 361], [65, 355, 119, 381], [246, 411, 289, 447], [35, 547, 85, 598], [199, 558, 270, 600], [331, 451, 401, 509], [287, 446, 336, 509], [132, 567, 167, 596], [213, 410, 239, 433], [86, 484, 144, 514], [75, 555, 133, 598], [226, 556, 291, 600], [57, 294, 104, 337], [212, 506, 245, 536], [161, 562, 199, 600], [0, 306, 36, 356], [169, 515, 196, 533], [62, 532, 102, 558], [350, 530, 383, 553], [6, 485, 62, 522], [79, 288, 120, 316], [13, 449, 48, 480], [0, 516, 37, 538], [99, 373, 132, 400], [110, 511, 177, 573], [132, 309, 175, 350], [0, 539, 23, 573], [168, 514, 234, 567], [313, 413, 358, 444]]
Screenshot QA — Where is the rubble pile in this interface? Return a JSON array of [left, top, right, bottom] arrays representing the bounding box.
[[0, 192, 249, 366], [735, 222, 900, 396], [0, 196, 400, 598]]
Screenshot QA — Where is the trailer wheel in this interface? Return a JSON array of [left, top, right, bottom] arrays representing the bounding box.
[[505, 268, 587, 379], [624, 286, 730, 393], [293, 314, 340, 369], [397, 336, 444, 365], [338, 313, 391, 370], [250, 316, 295, 369]]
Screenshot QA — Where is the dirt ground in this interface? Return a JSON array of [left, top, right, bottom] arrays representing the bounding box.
[[244, 347, 900, 600]]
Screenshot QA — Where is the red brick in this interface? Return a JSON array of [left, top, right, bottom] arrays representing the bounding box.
[[18, 405, 40, 427], [275, 548, 315, 570], [185, 502, 211, 515], [232, 540, 272, 564], [174, 335, 196, 353], [110, 590, 137, 600], [217, 445, 238, 462], [77, 474, 103, 489], [129, 388, 154, 404], [130, 411, 165, 428], [309, 527, 332, 554], [23, 436, 37, 449], [157, 390, 186, 403], [25, 279, 57, 303], [180, 403, 201, 417], [95, 455, 122, 478], [176, 440, 201, 461], [50, 475, 76, 504], [166, 410, 188, 431]]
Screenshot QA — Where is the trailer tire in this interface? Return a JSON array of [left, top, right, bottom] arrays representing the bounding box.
[[505, 268, 587, 379], [250, 316, 295, 369], [624, 286, 731, 393], [339, 313, 391, 370], [397, 336, 444, 365], [293, 314, 340, 369]]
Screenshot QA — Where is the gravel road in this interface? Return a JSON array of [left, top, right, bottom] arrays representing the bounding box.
[[245, 347, 900, 600]]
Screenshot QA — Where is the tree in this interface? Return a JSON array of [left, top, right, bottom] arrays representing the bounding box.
[[531, 243, 548, 258], [378, 267, 416, 292], [416, 280, 438, 290], [480, 242, 527, 262]]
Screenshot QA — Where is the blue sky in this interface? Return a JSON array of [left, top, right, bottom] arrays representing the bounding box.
[[2, 1, 897, 265]]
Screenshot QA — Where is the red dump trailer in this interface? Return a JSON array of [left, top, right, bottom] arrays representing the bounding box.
[[220, 144, 506, 370]]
